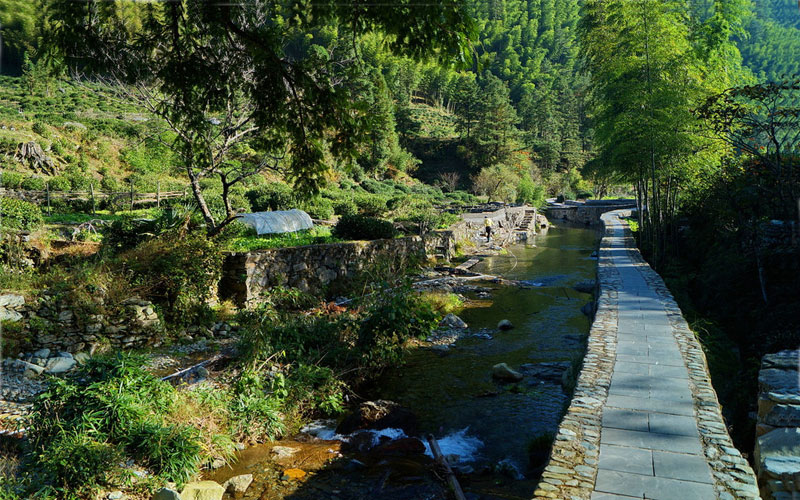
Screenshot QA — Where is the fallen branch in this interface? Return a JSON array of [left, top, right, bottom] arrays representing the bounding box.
[[426, 434, 467, 500]]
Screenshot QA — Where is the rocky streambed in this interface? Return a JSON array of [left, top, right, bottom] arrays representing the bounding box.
[[200, 224, 600, 500]]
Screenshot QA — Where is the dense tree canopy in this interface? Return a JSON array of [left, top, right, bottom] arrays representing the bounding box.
[[45, 0, 476, 234]]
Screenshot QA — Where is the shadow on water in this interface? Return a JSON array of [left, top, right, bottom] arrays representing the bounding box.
[[209, 224, 600, 500]]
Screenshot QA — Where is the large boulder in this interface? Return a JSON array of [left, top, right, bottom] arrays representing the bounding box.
[[336, 400, 418, 436], [492, 363, 523, 382], [180, 481, 225, 500], [372, 437, 426, 457], [440, 313, 468, 329]]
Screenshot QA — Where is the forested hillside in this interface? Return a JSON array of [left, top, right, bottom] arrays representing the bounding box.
[[738, 0, 800, 80]]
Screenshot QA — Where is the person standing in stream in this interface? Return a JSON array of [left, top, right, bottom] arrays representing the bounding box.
[[484, 216, 492, 242]]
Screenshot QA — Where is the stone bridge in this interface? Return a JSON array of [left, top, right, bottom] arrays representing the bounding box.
[[533, 210, 760, 500], [546, 199, 637, 226]]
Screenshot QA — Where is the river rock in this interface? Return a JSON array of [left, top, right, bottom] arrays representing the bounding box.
[[519, 362, 570, 383], [497, 319, 514, 330], [0, 294, 24, 308], [336, 400, 418, 436], [223, 474, 253, 494], [372, 437, 426, 456], [152, 488, 181, 500], [33, 348, 51, 359], [581, 302, 595, 316], [271, 445, 300, 460], [573, 280, 596, 294], [492, 363, 523, 382], [181, 480, 225, 500], [107, 492, 123, 500], [46, 356, 76, 374], [440, 313, 468, 329]]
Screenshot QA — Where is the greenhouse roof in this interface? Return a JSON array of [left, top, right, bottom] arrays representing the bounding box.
[[237, 209, 314, 235]]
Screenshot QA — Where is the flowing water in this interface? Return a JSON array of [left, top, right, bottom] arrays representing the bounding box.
[[209, 225, 599, 500], [375, 225, 599, 476]]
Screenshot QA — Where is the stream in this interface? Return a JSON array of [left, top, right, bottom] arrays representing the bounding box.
[[207, 224, 599, 500]]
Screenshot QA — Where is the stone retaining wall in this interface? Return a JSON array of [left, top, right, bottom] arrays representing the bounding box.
[[754, 350, 800, 499], [533, 210, 759, 500], [0, 293, 161, 353], [219, 235, 437, 306]]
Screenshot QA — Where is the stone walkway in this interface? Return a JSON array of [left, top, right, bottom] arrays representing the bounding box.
[[592, 214, 714, 499], [532, 209, 759, 500]]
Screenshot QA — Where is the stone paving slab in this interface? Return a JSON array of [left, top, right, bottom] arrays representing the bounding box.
[[532, 210, 759, 500]]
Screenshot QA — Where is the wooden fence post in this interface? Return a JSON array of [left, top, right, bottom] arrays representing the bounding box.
[[46, 182, 51, 216], [90, 183, 96, 215], [129, 180, 135, 212], [157, 181, 161, 208]]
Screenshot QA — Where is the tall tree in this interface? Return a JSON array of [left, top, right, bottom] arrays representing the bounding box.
[[580, 0, 745, 266], [47, 0, 476, 235], [473, 73, 520, 165]]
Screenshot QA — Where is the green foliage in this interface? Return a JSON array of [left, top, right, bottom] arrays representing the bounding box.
[[25, 354, 203, 493], [516, 176, 546, 206], [333, 198, 358, 216], [245, 183, 295, 212], [221, 226, 339, 252], [47, 176, 71, 192], [0, 197, 43, 231], [123, 231, 223, 325], [21, 177, 46, 191], [301, 197, 334, 220], [352, 193, 388, 217], [332, 215, 397, 240], [1, 171, 24, 189]]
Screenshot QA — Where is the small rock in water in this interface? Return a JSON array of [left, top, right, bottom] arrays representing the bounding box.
[[271, 445, 300, 460], [209, 457, 226, 469], [492, 363, 524, 382], [440, 313, 468, 329], [282, 468, 307, 480], [107, 492, 124, 500], [497, 319, 514, 330], [581, 302, 595, 317], [223, 473, 253, 494]]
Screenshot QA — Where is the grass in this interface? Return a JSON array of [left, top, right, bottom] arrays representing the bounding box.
[[222, 226, 341, 252]]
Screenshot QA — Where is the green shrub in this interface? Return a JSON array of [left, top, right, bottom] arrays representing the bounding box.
[[353, 193, 388, 217], [103, 216, 155, 252], [0, 198, 43, 231], [20, 176, 45, 191], [245, 182, 295, 212], [100, 176, 121, 193], [124, 231, 223, 324], [65, 170, 92, 191], [332, 215, 397, 240], [517, 178, 546, 206], [333, 198, 357, 216], [48, 175, 71, 192], [301, 197, 334, 219], [0, 171, 23, 189]]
